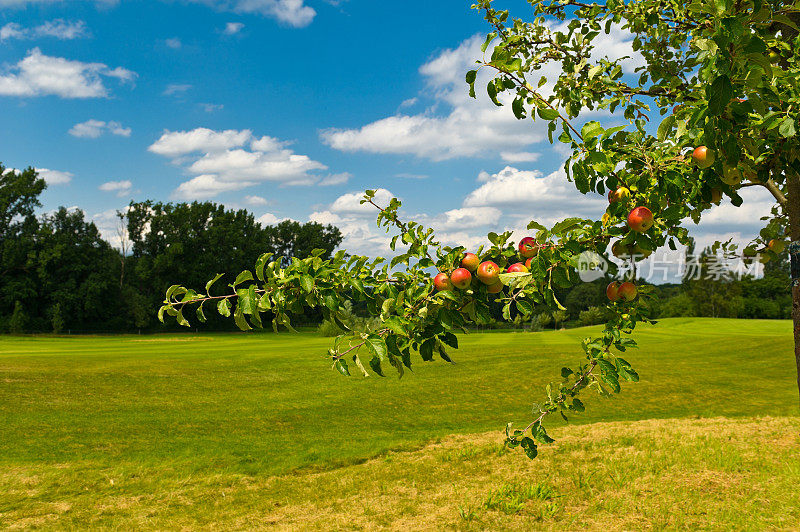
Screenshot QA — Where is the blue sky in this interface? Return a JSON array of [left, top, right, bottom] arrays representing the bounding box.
[[0, 0, 773, 271]]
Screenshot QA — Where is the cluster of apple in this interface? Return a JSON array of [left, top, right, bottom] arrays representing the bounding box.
[[433, 237, 543, 294], [690, 144, 761, 204]]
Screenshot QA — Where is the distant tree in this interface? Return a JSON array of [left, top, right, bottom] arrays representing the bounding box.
[[0, 166, 46, 319], [8, 301, 28, 334], [264, 220, 343, 266], [36, 208, 123, 331]]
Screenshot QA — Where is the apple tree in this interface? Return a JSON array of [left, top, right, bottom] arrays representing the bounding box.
[[158, 0, 800, 458]]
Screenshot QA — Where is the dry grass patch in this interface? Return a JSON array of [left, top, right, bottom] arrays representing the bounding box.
[[2, 416, 799, 530]]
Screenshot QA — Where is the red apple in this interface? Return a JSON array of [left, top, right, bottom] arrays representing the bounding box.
[[461, 252, 480, 272], [692, 146, 716, 169], [627, 206, 654, 232], [507, 262, 529, 274], [617, 282, 637, 302], [518, 237, 539, 259], [450, 268, 472, 290], [487, 282, 504, 294], [525, 257, 534, 269], [476, 261, 501, 285], [607, 187, 631, 204], [606, 282, 621, 302], [433, 272, 453, 292], [672, 104, 682, 114]]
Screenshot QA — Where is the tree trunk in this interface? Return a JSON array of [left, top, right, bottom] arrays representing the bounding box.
[[786, 171, 800, 407]]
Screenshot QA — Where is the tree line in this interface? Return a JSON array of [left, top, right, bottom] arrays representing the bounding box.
[[0, 165, 343, 333], [1, 164, 790, 334]]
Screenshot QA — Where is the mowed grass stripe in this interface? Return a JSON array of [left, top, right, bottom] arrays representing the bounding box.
[[0, 318, 796, 479]]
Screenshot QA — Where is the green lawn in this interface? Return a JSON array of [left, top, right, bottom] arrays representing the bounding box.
[[1, 318, 798, 528]]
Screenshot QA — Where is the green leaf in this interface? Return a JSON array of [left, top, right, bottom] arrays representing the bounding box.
[[205, 273, 224, 295], [537, 108, 559, 121], [419, 338, 435, 361], [383, 316, 408, 337], [234, 307, 252, 331], [196, 303, 207, 323], [299, 274, 314, 293], [175, 308, 189, 327], [520, 437, 538, 459], [440, 332, 458, 349], [233, 270, 254, 287], [657, 115, 675, 141], [580, 121, 603, 141], [369, 356, 385, 377], [465, 69, 477, 85], [779, 117, 797, 138], [531, 422, 555, 444], [365, 335, 387, 361], [334, 359, 351, 377], [516, 299, 533, 316], [217, 299, 231, 317], [708, 75, 733, 116], [512, 96, 526, 119]]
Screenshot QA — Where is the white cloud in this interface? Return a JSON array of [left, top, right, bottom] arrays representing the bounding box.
[[150, 127, 336, 199], [163, 83, 191, 96], [0, 19, 89, 41], [244, 195, 268, 206], [322, 26, 644, 162], [319, 172, 350, 186], [149, 127, 251, 157], [463, 166, 606, 225], [0, 23, 23, 40], [0, 48, 135, 98], [396, 173, 428, 179], [36, 167, 72, 185], [189, 0, 315, 27], [165, 37, 182, 49], [257, 212, 280, 225], [223, 22, 244, 35], [321, 36, 548, 161], [500, 151, 540, 163], [69, 119, 131, 138], [99, 180, 132, 197], [173, 174, 255, 200], [200, 102, 223, 112]]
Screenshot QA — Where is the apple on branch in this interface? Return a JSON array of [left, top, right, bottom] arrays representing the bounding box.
[[692, 146, 716, 169], [476, 261, 501, 285], [518, 237, 539, 259], [627, 206, 654, 233], [433, 272, 453, 292], [450, 268, 472, 290], [461, 252, 479, 272], [507, 262, 529, 273]]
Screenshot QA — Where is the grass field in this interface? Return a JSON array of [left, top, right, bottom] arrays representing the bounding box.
[[1, 318, 799, 529]]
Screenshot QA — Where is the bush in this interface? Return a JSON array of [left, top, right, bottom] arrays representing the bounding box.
[[578, 306, 610, 327]]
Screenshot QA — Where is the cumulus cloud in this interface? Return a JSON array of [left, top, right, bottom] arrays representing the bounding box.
[[69, 119, 131, 138], [188, 0, 315, 27], [244, 195, 268, 206], [99, 180, 132, 197], [149, 127, 336, 199], [1, 19, 89, 40], [0, 48, 135, 98], [165, 37, 182, 49], [163, 83, 192, 96], [223, 22, 244, 35], [322, 25, 644, 162], [257, 212, 280, 225], [36, 167, 72, 185]]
